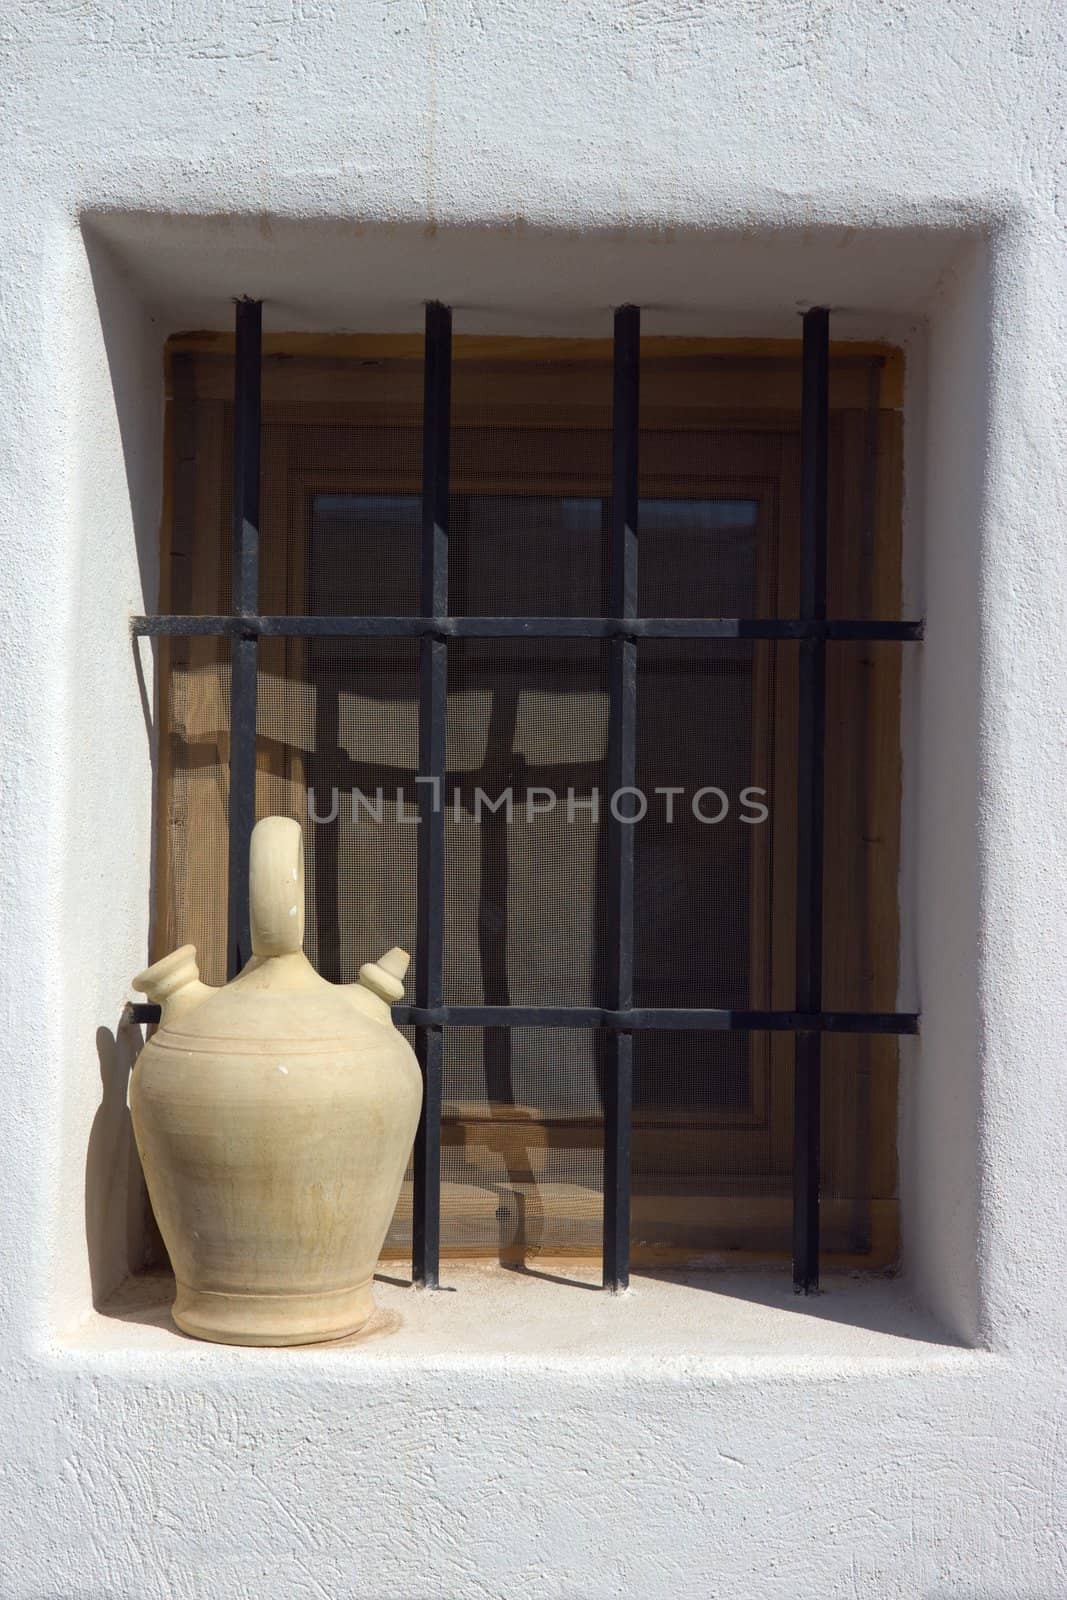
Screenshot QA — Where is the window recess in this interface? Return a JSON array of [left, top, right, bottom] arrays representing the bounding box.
[[133, 303, 921, 1293]]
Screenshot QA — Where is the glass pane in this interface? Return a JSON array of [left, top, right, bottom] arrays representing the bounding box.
[[310, 493, 420, 616], [444, 639, 609, 1008], [638, 497, 759, 616], [635, 639, 769, 1011], [451, 493, 607, 616], [300, 637, 420, 982]]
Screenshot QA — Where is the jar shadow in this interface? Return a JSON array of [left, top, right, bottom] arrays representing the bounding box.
[[85, 1019, 162, 1312]]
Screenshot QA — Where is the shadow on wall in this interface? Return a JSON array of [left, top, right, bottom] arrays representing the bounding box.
[[81, 216, 164, 886], [85, 1020, 163, 1307], [73, 223, 168, 1304], [80, 219, 164, 612]]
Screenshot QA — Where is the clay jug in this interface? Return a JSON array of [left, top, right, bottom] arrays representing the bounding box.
[[129, 816, 422, 1346]]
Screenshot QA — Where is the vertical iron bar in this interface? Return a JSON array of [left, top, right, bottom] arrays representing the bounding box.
[[412, 301, 451, 1288], [793, 307, 829, 1292], [226, 298, 262, 979], [603, 304, 639, 1291]]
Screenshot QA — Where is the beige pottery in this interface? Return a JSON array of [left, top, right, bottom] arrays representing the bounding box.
[[129, 816, 422, 1346]]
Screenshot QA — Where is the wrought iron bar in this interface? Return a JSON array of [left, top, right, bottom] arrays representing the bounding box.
[[793, 307, 830, 1293], [603, 304, 640, 1292], [226, 298, 262, 979], [133, 614, 923, 642], [129, 1002, 919, 1034], [399, 1007, 918, 1033], [411, 301, 451, 1290]]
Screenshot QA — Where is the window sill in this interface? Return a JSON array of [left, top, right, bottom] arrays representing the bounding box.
[[56, 1262, 977, 1382]]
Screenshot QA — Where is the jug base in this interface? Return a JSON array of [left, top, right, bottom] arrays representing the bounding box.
[[171, 1278, 376, 1346]]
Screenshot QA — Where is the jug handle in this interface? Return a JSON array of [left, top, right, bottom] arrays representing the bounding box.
[[250, 817, 305, 958]]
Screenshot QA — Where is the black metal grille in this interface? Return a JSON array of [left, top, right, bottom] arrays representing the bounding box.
[[132, 297, 922, 1294]]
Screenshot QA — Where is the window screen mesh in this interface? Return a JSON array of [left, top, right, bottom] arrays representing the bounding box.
[[445, 640, 609, 1010], [158, 341, 902, 1267]]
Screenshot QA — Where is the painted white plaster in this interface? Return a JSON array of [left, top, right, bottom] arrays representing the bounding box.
[[1, 1, 1066, 1594]]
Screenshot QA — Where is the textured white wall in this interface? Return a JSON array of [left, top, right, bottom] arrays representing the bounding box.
[[0, 2, 1066, 1595]]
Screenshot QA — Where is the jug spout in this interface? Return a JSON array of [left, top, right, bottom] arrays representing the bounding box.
[[344, 946, 410, 1025], [133, 945, 218, 1025]]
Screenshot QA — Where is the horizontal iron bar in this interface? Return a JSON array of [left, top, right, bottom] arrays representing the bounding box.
[[126, 1001, 918, 1033], [132, 614, 923, 642], [396, 1006, 919, 1033]]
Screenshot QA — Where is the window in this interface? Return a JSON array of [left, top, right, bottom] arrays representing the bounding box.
[[137, 304, 919, 1292]]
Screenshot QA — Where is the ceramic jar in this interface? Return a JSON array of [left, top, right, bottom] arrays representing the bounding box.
[[129, 816, 422, 1346]]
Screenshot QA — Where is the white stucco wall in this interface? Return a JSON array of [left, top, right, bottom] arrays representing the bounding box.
[[1, 3, 1066, 1595]]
